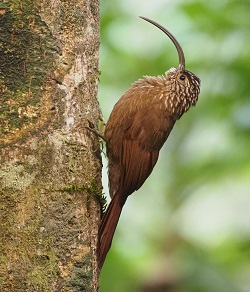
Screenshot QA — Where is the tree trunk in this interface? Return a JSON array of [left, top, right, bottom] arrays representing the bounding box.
[[0, 1, 101, 291]]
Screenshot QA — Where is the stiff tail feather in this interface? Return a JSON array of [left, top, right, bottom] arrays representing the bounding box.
[[97, 194, 123, 270]]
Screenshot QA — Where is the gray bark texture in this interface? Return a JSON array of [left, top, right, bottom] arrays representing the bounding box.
[[0, 0, 102, 291]]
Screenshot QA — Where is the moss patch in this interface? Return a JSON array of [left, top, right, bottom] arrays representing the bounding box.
[[0, 1, 59, 144]]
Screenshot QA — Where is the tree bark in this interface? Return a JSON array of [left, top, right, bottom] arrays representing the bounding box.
[[0, 0, 101, 291]]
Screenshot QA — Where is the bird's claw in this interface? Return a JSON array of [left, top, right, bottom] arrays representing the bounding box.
[[85, 118, 106, 142]]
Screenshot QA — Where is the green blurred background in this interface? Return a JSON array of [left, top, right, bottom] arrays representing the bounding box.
[[98, 0, 250, 291]]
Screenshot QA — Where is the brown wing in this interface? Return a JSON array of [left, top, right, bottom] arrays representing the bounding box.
[[120, 136, 159, 199], [105, 88, 175, 201], [117, 107, 174, 204]]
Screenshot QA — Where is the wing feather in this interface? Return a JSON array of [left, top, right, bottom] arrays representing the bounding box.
[[105, 97, 175, 201]]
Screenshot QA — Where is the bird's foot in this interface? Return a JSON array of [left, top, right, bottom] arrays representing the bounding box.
[[85, 114, 106, 142]]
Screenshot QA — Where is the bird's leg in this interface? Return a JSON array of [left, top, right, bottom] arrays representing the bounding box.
[[85, 114, 107, 142], [98, 113, 107, 126], [98, 113, 107, 136]]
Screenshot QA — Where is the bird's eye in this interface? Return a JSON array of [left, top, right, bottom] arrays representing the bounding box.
[[179, 74, 185, 81]]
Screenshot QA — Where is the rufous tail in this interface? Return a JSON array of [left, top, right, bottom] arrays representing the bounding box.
[[97, 194, 123, 270]]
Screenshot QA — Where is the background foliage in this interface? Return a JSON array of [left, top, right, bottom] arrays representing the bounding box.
[[98, 0, 250, 291]]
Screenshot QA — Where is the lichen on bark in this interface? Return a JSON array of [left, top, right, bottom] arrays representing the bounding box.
[[0, 0, 101, 291], [0, 0, 60, 144]]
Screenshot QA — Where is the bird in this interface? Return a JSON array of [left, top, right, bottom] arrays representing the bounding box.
[[97, 16, 201, 270]]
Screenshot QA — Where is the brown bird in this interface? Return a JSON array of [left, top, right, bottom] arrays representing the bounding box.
[[98, 16, 201, 270]]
